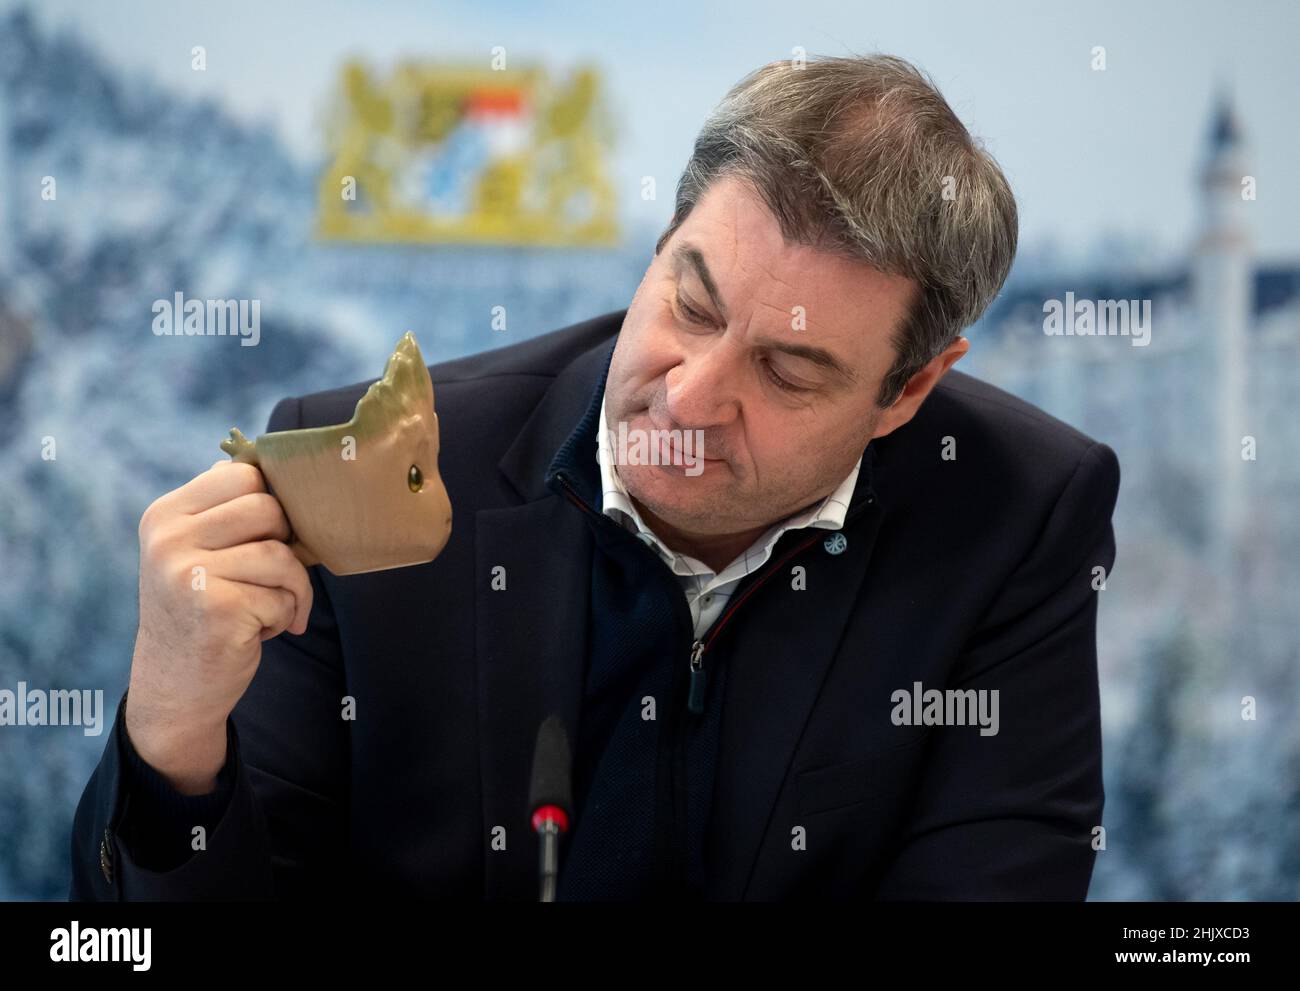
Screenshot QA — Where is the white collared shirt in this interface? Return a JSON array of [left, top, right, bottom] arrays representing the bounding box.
[[596, 392, 861, 640]]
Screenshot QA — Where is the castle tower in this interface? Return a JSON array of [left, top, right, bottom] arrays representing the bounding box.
[[1190, 86, 1252, 577]]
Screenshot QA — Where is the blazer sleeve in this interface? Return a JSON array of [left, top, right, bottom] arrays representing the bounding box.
[[117, 692, 238, 872], [871, 440, 1121, 901], [68, 395, 350, 900]]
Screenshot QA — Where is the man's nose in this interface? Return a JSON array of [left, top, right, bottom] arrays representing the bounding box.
[[664, 342, 741, 429]]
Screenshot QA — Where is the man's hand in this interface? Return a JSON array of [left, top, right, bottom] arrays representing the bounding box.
[[125, 460, 314, 796]]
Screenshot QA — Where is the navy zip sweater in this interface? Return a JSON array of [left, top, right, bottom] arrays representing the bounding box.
[[545, 342, 729, 899]]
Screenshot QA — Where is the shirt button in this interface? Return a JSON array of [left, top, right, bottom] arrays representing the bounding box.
[[702, 595, 713, 604]]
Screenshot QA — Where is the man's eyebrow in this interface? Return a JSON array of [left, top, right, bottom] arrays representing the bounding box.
[[671, 242, 728, 321], [752, 337, 857, 385]]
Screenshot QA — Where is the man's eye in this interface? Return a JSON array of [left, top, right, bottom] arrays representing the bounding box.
[[671, 294, 807, 394], [675, 294, 712, 326], [763, 358, 808, 394]]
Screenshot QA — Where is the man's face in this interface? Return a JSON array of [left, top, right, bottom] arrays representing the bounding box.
[[604, 174, 920, 538]]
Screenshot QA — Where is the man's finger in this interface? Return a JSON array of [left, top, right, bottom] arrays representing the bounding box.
[[164, 460, 269, 516]]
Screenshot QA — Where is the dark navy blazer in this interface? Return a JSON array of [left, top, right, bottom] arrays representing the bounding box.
[[70, 308, 1120, 900]]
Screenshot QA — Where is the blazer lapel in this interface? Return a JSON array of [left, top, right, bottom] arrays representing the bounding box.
[[475, 335, 614, 900], [476, 499, 592, 900], [705, 470, 885, 901]]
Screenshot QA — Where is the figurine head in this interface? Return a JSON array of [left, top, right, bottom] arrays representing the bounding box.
[[221, 332, 452, 576]]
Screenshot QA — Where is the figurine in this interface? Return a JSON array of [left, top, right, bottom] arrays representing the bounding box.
[[220, 331, 452, 576]]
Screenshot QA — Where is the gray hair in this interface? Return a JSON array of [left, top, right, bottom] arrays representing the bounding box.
[[655, 54, 1019, 407]]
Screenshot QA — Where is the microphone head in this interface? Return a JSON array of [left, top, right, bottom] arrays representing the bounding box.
[[528, 713, 573, 823]]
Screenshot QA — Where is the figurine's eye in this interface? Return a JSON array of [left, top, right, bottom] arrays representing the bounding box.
[[408, 464, 424, 492]]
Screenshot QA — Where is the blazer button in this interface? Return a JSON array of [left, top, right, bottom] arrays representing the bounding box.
[[99, 827, 114, 885]]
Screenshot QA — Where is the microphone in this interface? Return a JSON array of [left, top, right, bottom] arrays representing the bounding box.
[[528, 713, 573, 903]]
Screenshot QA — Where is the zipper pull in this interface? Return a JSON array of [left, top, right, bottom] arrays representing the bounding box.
[[687, 640, 706, 715]]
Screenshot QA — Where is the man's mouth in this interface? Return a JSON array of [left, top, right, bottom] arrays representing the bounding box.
[[656, 432, 720, 470]]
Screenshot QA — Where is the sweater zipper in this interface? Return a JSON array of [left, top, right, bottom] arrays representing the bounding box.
[[682, 527, 833, 714], [554, 470, 877, 717]]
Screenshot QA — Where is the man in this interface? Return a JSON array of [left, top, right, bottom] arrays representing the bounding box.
[[70, 54, 1119, 900]]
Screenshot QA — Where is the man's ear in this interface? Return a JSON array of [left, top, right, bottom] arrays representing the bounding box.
[[869, 336, 970, 440]]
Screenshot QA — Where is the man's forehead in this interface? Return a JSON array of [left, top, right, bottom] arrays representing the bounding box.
[[667, 231, 913, 387], [669, 232, 854, 317]]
